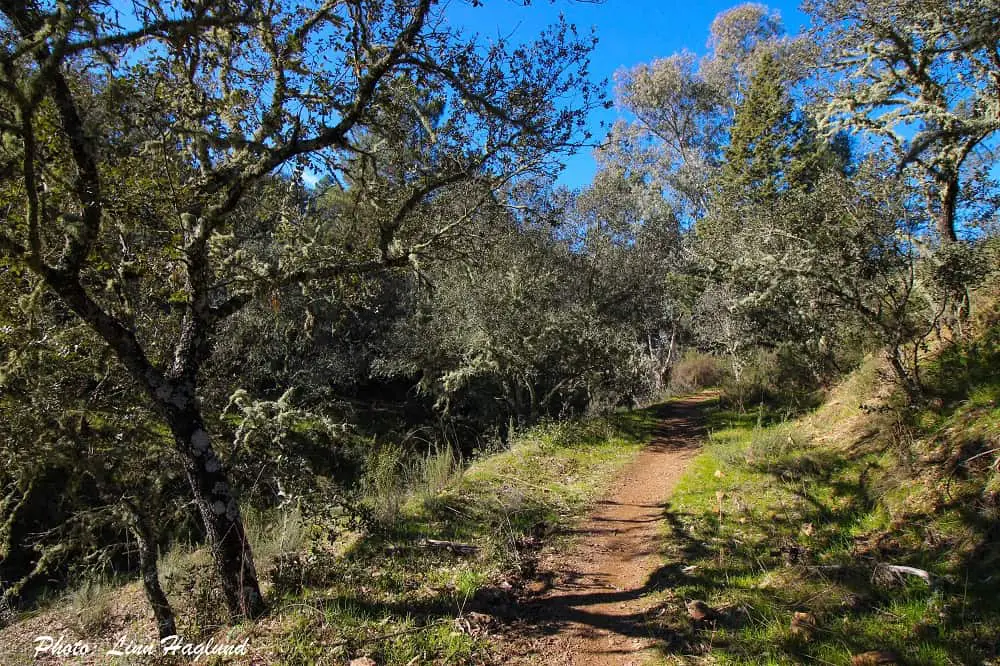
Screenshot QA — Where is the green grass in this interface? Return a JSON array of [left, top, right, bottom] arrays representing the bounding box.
[[644, 344, 1000, 665], [254, 405, 664, 665]]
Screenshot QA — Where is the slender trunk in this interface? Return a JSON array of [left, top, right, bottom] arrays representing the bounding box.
[[887, 345, 921, 402], [664, 327, 677, 391], [936, 174, 959, 244], [525, 379, 538, 421], [121, 501, 176, 638], [513, 381, 528, 427], [166, 408, 265, 622]]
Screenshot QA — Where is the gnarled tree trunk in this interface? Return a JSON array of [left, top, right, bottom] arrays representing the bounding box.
[[165, 406, 265, 622], [935, 172, 959, 244]]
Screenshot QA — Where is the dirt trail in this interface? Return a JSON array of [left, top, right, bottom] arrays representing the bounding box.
[[507, 394, 714, 665]]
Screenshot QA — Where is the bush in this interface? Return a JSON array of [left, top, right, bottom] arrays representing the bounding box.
[[416, 445, 462, 500], [362, 444, 410, 527], [668, 351, 728, 394], [720, 348, 825, 414], [244, 504, 306, 564], [66, 578, 112, 636]]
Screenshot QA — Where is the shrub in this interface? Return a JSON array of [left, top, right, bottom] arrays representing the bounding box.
[[244, 504, 306, 564], [668, 351, 728, 394], [66, 578, 112, 636], [362, 444, 410, 527], [721, 348, 826, 414], [417, 445, 462, 500]]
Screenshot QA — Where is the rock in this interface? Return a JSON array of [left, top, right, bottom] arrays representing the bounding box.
[[790, 611, 817, 640], [465, 611, 496, 635], [850, 651, 900, 665], [685, 599, 715, 622], [349, 658, 377, 666]]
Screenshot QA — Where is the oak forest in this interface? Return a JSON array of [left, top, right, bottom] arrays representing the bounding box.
[[1, 1, 999, 664]]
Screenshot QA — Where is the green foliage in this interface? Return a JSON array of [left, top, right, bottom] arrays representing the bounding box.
[[719, 348, 825, 415], [362, 444, 412, 527], [0, 0, 997, 654], [377, 209, 672, 435], [244, 505, 306, 566], [717, 52, 840, 205], [0, 0, 603, 623]]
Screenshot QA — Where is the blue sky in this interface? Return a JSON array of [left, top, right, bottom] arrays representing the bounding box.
[[443, 0, 810, 188]]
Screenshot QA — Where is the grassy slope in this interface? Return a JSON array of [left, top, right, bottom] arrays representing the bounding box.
[[0, 406, 662, 665], [647, 320, 1000, 664]]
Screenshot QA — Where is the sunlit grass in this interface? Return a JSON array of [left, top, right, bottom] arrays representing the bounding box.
[[256, 404, 664, 665], [647, 350, 1000, 666]]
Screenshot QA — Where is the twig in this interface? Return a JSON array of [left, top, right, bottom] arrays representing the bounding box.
[[802, 562, 935, 588], [423, 539, 479, 555], [874, 563, 933, 586], [962, 447, 1000, 465]]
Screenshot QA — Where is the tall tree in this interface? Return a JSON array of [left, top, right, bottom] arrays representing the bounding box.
[[0, 0, 598, 621], [717, 51, 836, 204], [808, 0, 1000, 242], [604, 3, 805, 225]]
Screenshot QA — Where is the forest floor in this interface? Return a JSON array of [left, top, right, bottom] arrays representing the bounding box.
[[498, 394, 715, 665]]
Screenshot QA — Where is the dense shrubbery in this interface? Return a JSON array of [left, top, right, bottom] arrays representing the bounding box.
[[668, 351, 729, 394]]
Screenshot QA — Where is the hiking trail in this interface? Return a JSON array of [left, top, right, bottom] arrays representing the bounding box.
[[504, 394, 714, 665]]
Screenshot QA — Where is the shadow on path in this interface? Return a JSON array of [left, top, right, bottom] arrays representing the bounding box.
[[501, 393, 717, 665]]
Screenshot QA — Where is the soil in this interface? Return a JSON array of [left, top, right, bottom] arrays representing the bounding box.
[[501, 394, 714, 665]]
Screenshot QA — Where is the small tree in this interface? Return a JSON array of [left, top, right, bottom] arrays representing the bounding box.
[[717, 51, 840, 205]]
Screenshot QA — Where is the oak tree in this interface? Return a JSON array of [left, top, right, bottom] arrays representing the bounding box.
[[0, 0, 598, 621], [809, 0, 1000, 242]]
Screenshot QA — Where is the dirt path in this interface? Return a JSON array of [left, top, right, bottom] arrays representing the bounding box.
[[505, 394, 714, 665]]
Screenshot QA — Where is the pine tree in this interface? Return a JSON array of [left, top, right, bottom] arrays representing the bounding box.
[[717, 52, 836, 204]]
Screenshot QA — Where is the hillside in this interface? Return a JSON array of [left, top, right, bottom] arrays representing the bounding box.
[[639, 314, 1000, 664]]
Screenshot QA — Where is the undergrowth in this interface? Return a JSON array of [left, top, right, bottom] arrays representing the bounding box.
[[0, 405, 661, 665], [229, 408, 660, 665]]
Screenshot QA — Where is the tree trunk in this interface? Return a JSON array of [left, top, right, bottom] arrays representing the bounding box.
[[167, 409, 266, 622], [513, 381, 528, 427], [525, 379, 538, 422], [121, 501, 176, 638], [887, 345, 921, 401], [936, 173, 959, 244]]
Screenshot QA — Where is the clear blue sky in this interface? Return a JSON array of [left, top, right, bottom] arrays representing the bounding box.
[[443, 0, 810, 188]]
